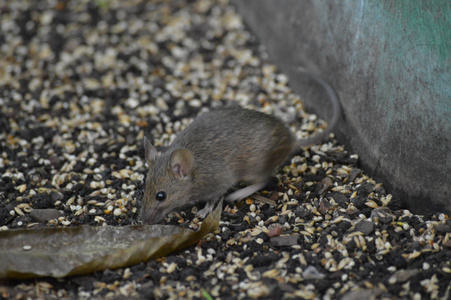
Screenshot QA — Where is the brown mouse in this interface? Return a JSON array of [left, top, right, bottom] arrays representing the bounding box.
[[141, 71, 341, 224]]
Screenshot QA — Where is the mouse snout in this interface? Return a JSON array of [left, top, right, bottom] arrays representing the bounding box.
[[141, 206, 164, 224]]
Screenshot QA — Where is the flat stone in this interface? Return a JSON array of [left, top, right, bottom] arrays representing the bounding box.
[[331, 192, 348, 204], [270, 234, 299, 247], [434, 224, 451, 233], [389, 269, 420, 283], [30, 209, 62, 222], [342, 288, 383, 300], [354, 220, 375, 235]]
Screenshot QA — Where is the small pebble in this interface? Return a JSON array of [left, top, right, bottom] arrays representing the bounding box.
[[30, 209, 63, 223], [302, 266, 325, 280]]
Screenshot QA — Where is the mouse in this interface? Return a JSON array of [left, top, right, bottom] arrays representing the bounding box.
[[140, 71, 341, 224]]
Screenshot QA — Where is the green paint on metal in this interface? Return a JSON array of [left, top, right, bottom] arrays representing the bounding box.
[[330, 0, 451, 130], [379, 0, 451, 125], [311, 0, 450, 170], [381, 0, 451, 62], [231, 0, 451, 211]]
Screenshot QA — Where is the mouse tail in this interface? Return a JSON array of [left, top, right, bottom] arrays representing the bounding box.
[[294, 68, 342, 149]]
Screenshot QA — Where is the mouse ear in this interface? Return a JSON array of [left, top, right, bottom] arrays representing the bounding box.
[[144, 137, 157, 164], [170, 148, 194, 179]]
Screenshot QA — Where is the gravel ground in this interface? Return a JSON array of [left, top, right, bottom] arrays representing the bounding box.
[[1, 0, 451, 299]]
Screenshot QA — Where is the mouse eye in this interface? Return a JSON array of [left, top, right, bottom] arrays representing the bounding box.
[[155, 191, 167, 201]]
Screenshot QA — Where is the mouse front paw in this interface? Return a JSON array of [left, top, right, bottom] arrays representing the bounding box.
[[196, 201, 215, 219]]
